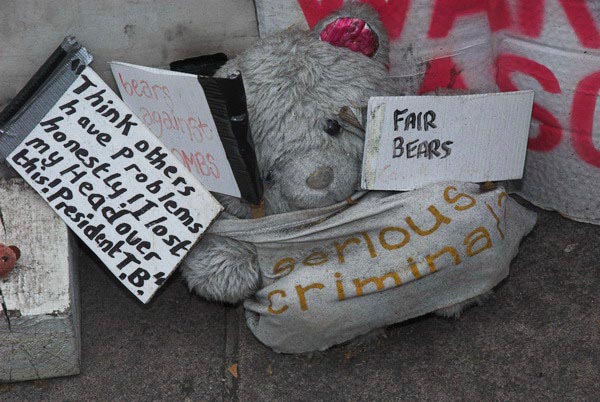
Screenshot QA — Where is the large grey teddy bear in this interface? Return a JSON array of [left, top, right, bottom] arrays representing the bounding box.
[[181, 2, 484, 317]]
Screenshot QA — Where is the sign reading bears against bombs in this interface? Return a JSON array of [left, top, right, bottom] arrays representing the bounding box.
[[7, 68, 223, 303], [110, 62, 241, 198], [361, 92, 534, 191]]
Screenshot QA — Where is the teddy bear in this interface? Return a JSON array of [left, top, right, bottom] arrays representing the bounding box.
[[0, 243, 20, 279], [181, 2, 486, 318]]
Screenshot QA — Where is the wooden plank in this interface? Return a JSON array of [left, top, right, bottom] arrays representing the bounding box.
[[0, 178, 79, 383]]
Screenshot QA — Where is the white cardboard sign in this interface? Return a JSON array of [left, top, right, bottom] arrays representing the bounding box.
[[361, 91, 534, 191], [8, 68, 223, 303], [110, 62, 241, 198]]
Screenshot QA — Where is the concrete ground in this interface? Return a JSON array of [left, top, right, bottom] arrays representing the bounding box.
[[1, 201, 599, 401]]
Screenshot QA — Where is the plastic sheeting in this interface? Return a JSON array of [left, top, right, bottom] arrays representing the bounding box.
[[255, 0, 600, 224]]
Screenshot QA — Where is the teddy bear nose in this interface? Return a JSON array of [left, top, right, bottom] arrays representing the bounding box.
[[306, 166, 334, 189]]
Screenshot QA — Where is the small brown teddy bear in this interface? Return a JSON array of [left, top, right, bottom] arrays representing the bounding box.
[[0, 244, 20, 279]]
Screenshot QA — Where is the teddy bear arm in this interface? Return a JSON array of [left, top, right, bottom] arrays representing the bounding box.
[[213, 58, 242, 79], [434, 291, 493, 318], [181, 234, 261, 304], [213, 193, 253, 219]]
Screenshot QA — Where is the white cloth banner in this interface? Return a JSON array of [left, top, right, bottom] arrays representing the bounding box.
[[208, 182, 536, 353]]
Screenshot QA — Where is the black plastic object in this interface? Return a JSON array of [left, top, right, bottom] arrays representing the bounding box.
[[171, 54, 262, 205], [0, 45, 67, 127], [170, 53, 229, 78], [0, 37, 93, 160], [195, 73, 263, 205]]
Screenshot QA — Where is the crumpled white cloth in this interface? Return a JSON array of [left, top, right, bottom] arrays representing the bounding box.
[[208, 182, 537, 353]]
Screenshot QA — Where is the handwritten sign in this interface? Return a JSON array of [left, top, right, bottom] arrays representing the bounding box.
[[110, 62, 241, 198], [7, 68, 223, 303], [361, 91, 534, 191]]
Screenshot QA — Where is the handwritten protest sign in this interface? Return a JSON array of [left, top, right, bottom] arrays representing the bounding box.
[[361, 91, 534, 191], [110, 62, 241, 198], [7, 67, 223, 303]]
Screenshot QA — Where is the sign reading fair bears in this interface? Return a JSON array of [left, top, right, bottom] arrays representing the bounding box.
[[7, 67, 222, 303], [361, 92, 534, 191]]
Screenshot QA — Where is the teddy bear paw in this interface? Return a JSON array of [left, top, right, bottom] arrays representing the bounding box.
[[181, 234, 260, 304], [434, 290, 493, 319]]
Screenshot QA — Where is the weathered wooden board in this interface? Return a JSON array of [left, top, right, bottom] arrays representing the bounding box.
[[0, 178, 79, 383]]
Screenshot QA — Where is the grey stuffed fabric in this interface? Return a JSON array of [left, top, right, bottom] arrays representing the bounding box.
[[182, 2, 399, 303], [213, 3, 392, 216]]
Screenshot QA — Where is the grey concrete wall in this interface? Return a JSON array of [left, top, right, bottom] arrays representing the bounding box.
[[0, 0, 259, 109]]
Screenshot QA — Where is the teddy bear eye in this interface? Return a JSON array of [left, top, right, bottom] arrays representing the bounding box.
[[1, 256, 8, 262], [263, 170, 274, 183], [325, 119, 342, 136]]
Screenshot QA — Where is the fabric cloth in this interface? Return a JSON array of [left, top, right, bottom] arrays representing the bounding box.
[[208, 182, 536, 353]]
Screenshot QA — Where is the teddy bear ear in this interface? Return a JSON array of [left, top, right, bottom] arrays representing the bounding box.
[[9, 245, 20, 261], [311, 2, 390, 65]]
